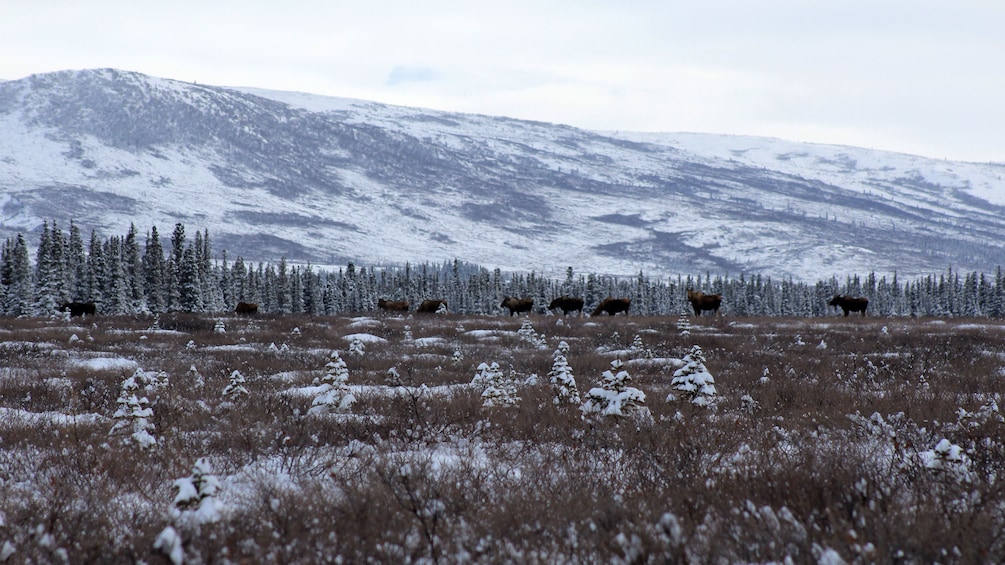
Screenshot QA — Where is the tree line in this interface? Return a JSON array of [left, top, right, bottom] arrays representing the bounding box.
[[2, 221, 1004, 318]]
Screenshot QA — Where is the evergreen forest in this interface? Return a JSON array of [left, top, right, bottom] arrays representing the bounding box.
[[3, 221, 1004, 318]]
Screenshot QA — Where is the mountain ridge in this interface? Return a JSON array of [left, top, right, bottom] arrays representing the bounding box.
[[2, 68, 1004, 280]]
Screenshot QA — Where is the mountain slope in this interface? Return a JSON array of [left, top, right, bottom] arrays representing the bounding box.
[[1, 68, 1003, 280]]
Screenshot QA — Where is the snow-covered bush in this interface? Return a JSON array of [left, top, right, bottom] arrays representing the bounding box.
[[582, 359, 650, 419], [919, 438, 973, 482], [677, 316, 692, 336], [549, 341, 580, 405], [667, 345, 718, 407], [957, 398, 1004, 428], [213, 319, 225, 333], [308, 351, 356, 415], [740, 394, 759, 414]]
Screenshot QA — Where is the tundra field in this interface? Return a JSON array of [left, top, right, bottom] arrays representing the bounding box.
[[1, 312, 1004, 563]]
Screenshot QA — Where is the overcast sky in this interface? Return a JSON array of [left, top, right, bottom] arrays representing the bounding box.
[[3, 1, 1002, 162]]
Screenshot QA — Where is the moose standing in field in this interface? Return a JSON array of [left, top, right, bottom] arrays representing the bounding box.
[[378, 298, 409, 312], [548, 296, 585, 316], [687, 289, 722, 317], [500, 296, 534, 316], [829, 295, 869, 317], [417, 299, 448, 313], [234, 302, 258, 315], [60, 301, 97, 317], [591, 297, 631, 316]]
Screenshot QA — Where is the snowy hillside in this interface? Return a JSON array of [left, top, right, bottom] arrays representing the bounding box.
[[1, 68, 1004, 280]]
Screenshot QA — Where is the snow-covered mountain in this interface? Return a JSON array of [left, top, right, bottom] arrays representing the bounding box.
[[2, 68, 1004, 280]]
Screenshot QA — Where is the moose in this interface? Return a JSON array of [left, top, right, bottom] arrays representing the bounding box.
[[377, 298, 409, 312], [60, 301, 96, 317], [234, 302, 259, 315], [500, 296, 534, 316], [829, 295, 869, 317], [417, 299, 448, 313], [548, 296, 585, 316], [591, 297, 631, 316], [687, 289, 723, 317]]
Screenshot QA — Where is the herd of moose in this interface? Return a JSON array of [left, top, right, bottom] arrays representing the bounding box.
[[366, 292, 868, 318], [55, 293, 870, 319]]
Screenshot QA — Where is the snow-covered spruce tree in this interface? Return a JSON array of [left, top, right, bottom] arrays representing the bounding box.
[[109, 382, 157, 449], [480, 364, 520, 408], [348, 336, 365, 356], [385, 366, 404, 387], [2, 233, 33, 317], [213, 319, 225, 333], [471, 361, 503, 388], [308, 350, 356, 415], [630, 334, 645, 352], [471, 361, 519, 407], [667, 345, 718, 407], [222, 370, 248, 401], [154, 457, 223, 564], [581, 359, 650, 419], [517, 318, 547, 348], [549, 341, 580, 405], [186, 365, 205, 389], [630, 334, 654, 358]]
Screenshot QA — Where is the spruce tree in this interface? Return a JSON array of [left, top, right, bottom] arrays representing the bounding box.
[[103, 236, 130, 314], [667, 345, 718, 407], [222, 370, 249, 401], [143, 226, 167, 313], [2, 234, 33, 316], [548, 341, 580, 405], [86, 230, 105, 309], [581, 359, 649, 419], [474, 361, 519, 407], [178, 245, 203, 312], [109, 369, 166, 449], [67, 221, 87, 301], [308, 351, 356, 415], [154, 457, 223, 564], [33, 221, 63, 315], [168, 223, 185, 311], [124, 223, 146, 312]]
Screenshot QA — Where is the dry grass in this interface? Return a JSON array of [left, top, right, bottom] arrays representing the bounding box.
[[1, 312, 1004, 563]]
